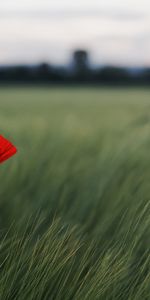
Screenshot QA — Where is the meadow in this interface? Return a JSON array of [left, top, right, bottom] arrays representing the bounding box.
[[0, 86, 150, 299]]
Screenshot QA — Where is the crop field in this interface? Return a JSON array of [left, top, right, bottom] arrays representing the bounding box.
[[0, 87, 150, 299]]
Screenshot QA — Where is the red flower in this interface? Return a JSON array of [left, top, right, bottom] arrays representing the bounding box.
[[0, 135, 17, 163]]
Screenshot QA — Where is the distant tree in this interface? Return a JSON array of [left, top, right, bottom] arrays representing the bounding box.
[[72, 50, 90, 81], [12, 66, 31, 81], [0, 66, 30, 82], [36, 63, 50, 81], [95, 66, 130, 84], [35, 63, 66, 82], [142, 68, 150, 84]]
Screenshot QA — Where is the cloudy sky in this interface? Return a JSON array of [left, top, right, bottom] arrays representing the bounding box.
[[0, 0, 150, 66]]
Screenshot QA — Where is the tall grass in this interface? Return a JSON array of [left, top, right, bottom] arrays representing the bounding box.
[[0, 87, 150, 299]]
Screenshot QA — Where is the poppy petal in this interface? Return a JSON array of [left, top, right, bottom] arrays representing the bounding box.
[[0, 135, 17, 163]]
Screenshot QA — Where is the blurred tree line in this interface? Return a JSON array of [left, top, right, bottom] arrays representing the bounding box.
[[0, 50, 150, 85]]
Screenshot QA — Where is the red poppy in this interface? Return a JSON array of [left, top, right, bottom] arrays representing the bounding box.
[[0, 135, 17, 163]]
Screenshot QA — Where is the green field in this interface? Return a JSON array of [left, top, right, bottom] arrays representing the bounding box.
[[0, 87, 150, 299]]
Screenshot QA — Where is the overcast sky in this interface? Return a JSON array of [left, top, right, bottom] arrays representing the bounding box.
[[0, 0, 150, 66]]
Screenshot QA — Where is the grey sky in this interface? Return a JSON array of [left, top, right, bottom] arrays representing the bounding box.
[[0, 0, 150, 66]]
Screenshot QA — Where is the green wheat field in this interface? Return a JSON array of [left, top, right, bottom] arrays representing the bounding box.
[[0, 87, 150, 299]]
